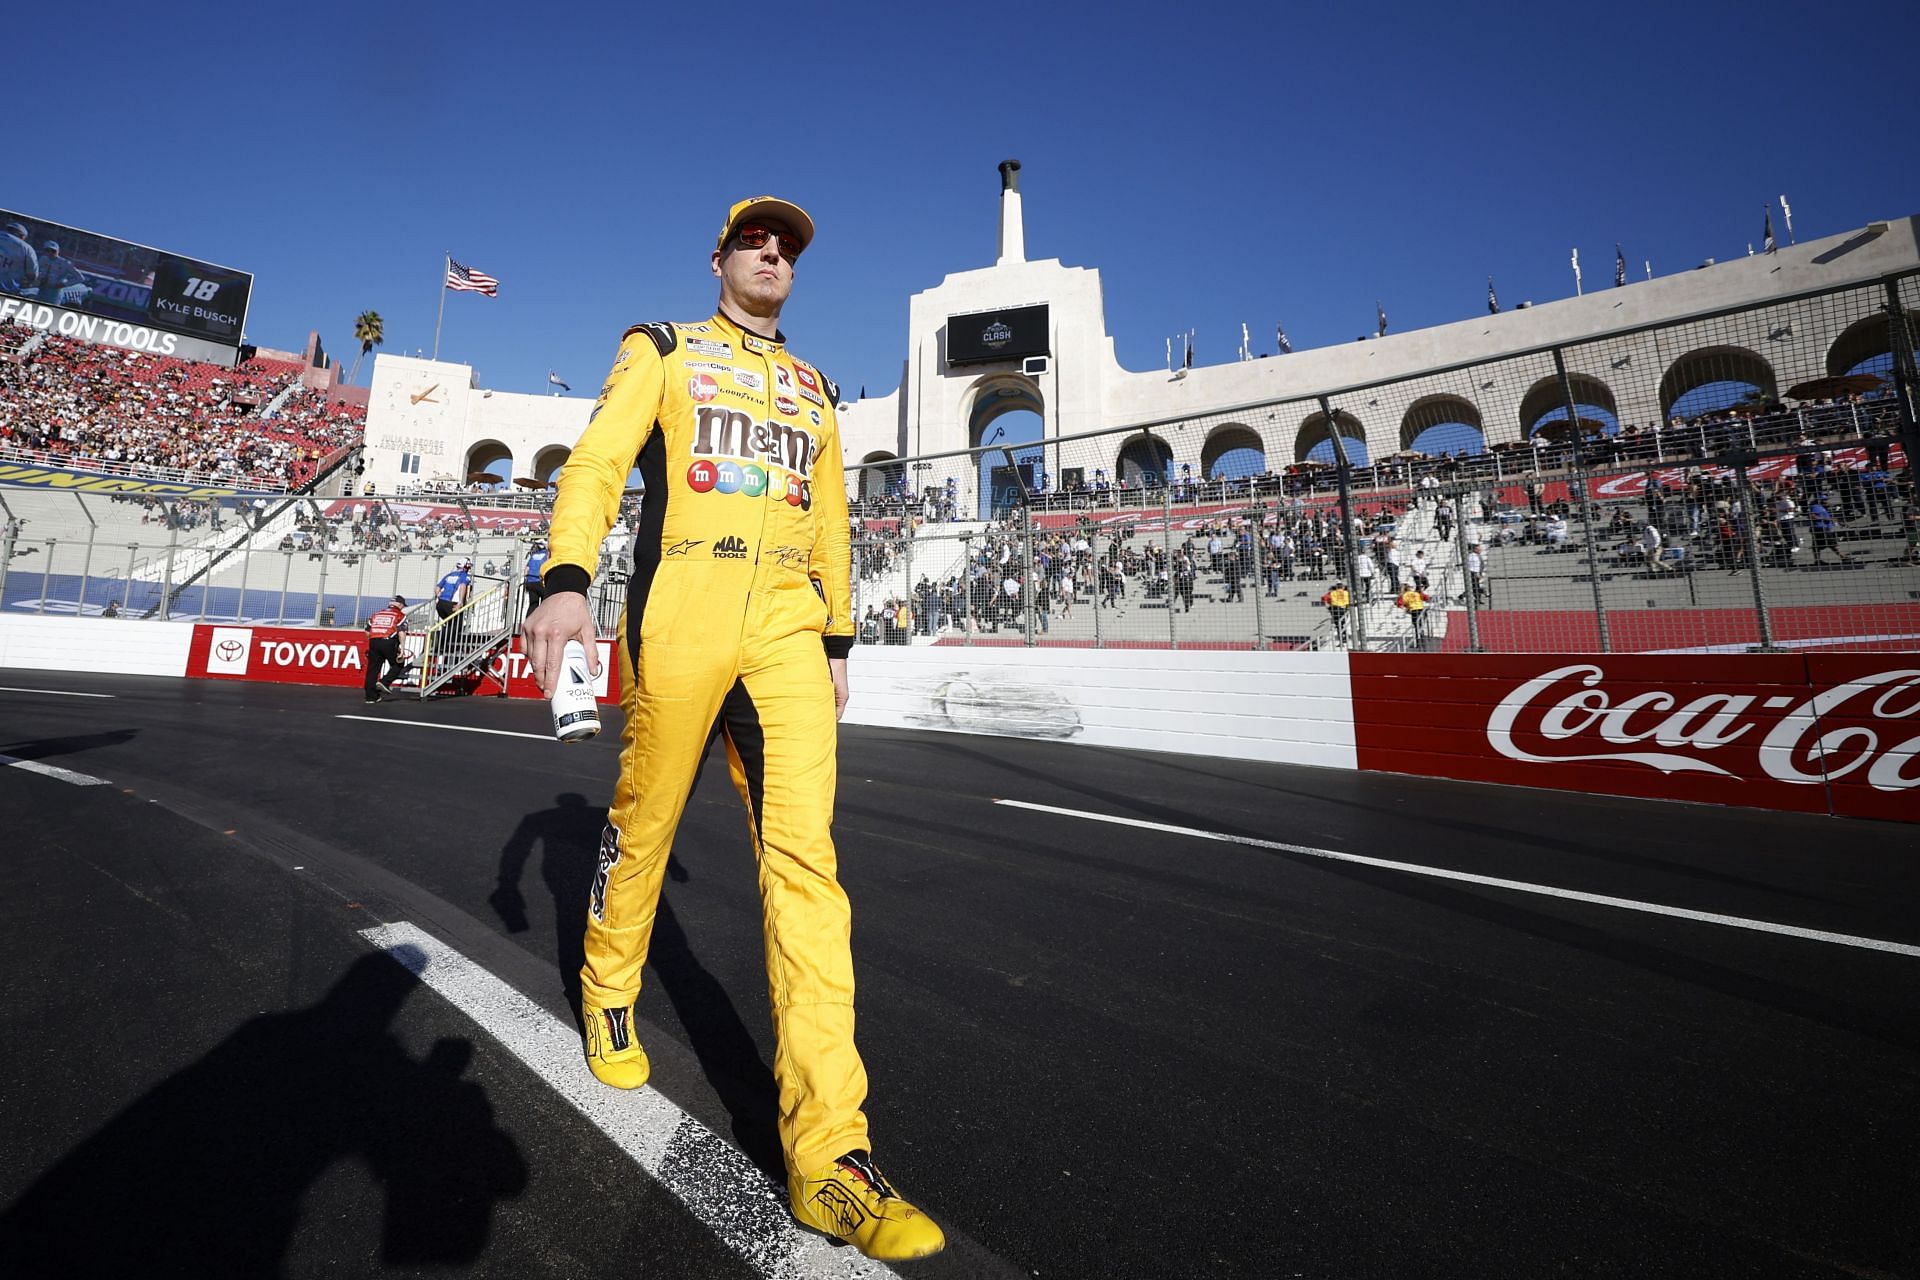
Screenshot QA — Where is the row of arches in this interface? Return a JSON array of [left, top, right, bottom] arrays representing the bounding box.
[[461, 441, 574, 490]]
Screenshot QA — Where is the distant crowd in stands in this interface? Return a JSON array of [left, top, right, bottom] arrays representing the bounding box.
[[843, 391, 1905, 523], [0, 324, 365, 490]]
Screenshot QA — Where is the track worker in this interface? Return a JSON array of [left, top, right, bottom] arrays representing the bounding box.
[[363, 594, 408, 703], [522, 196, 944, 1262]]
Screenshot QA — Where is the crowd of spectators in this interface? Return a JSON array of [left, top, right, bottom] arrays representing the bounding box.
[[0, 325, 365, 490]]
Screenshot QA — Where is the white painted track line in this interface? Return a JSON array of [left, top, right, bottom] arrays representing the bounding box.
[[0, 754, 110, 786], [336, 715, 552, 742], [997, 799, 1920, 961], [360, 923, 898, 1279], [0, 686, 115, 698]]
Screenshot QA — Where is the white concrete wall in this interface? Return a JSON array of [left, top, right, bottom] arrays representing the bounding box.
[[840, 644, 1357, 770], [0, 617, 192, 676], [363, 354, 594, 495], [839, 212, 1920, 476]]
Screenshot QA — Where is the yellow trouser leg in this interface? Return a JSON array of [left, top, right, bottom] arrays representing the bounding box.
[[581, 636, 732, 1008], [721, 630, 870, 1176]]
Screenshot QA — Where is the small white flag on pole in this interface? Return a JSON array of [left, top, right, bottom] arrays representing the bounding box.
[[1571, 247, 1582, 295], [1780, 195, 1794, 245]]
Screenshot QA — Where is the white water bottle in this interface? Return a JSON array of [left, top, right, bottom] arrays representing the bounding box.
[[550, 640, 601, 742]]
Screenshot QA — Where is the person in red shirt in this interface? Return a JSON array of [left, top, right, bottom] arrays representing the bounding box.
[[364, 595, 408, 703]]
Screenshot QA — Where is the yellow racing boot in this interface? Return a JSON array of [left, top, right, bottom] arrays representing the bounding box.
[[790, 1150, 945, 1261], [581, 1001, 650, 1089]]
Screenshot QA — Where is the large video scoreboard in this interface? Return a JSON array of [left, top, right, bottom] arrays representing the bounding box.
[[0, 208, 253, 365]]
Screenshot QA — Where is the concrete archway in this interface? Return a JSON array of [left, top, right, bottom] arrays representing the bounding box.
[[532, 445, 570, 484], [859, 450, 903, 501], [1400, 394, 1485, 455], [1519, 374, 1619, 439], [464, 439, 513, 488], [1658, 345, 1777, 419], [1115, 432, 1173, 486], [1295, 410, 1367, 466], [1825, 312, 1920, 379], [1201, 424, 1265, 480]]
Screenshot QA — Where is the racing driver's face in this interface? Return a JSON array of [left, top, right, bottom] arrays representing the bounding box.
[[712, 218, 795, 322]]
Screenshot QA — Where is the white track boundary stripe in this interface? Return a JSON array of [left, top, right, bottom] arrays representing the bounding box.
[[0, 686, 115, 698], [996, 799, 1920, 960], [0, 754, 111, 786], [336, 715, 551, 741], [359, 923, 899, 1280]]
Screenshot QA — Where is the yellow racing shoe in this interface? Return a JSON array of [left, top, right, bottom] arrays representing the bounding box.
[[581, 1001, 650, 1089], [790, 1150, 945, 1261]]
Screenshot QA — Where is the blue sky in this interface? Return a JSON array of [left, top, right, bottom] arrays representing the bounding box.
[[17, 0, 1918, 411]]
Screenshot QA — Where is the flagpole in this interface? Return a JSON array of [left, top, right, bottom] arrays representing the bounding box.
[[432, 253, 448, 361]]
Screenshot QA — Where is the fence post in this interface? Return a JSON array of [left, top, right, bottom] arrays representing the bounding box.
[[1885, 279, 1920, 466], [161, 523, 179, 621], [1250, 503, 1266, 651], [1163, 485, 1177, 649], [1553, 348, 1612, 653], [123, 543, 138, 615], [237, 540, 252, 622], [1453, 483, 1482, 651], [1021, 506, 1037, 647], [78, 526, 97, 615], [1733, 462, 1777, 651], [314, 546, 330, 625], [1318, 396, 1365, 651], [0, 524, 12, 609], [1090, 523, 1103, 649], [36, 540, 54, 615]]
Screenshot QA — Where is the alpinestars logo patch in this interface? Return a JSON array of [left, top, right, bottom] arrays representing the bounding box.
[[713, 535, 748, 559], [590, 823, 621, 923]]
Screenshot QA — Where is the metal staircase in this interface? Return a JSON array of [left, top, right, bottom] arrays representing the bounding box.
[[415, 579, 516, 697]]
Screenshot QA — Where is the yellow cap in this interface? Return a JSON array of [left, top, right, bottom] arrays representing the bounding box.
[[716, 196, 815, 255]]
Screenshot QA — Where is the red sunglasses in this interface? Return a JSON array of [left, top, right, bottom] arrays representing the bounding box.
[[734, 223, 803, 261]]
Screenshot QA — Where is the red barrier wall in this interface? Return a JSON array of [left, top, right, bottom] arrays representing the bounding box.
[[185, 625, 620, 703], [1351, 652, 1919, 823]]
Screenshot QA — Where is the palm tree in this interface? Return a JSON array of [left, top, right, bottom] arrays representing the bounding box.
[[347, 310, 384, 385]]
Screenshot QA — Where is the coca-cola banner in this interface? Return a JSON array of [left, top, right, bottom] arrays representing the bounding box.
[[1350, 653, 1919, 822], [1799, 655, 1920, 822]]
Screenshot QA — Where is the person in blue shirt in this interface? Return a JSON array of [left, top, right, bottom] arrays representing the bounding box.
[[522, 541, 549, 619], [435, 558, 473, 646], [1807, 499, 1851, 566]]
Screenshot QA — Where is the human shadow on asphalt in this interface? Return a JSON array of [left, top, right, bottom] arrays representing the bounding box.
[[0, 948, 527, 1277], [488, 792, 785, 1181], [0, 728, 137, 762]]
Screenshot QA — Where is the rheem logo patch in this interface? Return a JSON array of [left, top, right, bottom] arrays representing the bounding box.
[[688, 374, 719, 403]]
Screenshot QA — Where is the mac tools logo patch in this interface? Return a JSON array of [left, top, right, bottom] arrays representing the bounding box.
[[209, 627, 252, 674]]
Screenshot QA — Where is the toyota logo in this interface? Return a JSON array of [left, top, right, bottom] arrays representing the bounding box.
[[214, 639, 245, 663]]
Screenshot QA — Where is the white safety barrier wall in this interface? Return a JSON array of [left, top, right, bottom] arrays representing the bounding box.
[[838, 645, 1357, 770], [0, 616, 193, 676]]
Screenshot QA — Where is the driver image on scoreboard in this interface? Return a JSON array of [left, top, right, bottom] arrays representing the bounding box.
[[0, 223, 38, 296], [34, 241, 87, 307], [522, 195, 945, 1262]]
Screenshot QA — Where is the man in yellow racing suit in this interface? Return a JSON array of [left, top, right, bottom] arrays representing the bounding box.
[[523, 196, 943, 1262]]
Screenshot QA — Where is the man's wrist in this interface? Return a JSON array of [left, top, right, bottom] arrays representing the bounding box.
[[543, 564, 592, 597]]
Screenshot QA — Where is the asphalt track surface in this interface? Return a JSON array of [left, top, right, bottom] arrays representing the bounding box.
[[1, 674, 1917, 1279]]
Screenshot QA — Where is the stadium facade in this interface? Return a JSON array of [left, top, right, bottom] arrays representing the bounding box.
[[355, 167, 1920, 497]]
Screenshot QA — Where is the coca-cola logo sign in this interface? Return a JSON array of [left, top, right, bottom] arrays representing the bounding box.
[[1488, 663, 1920, 792], [1351, 652, 1920, 822]]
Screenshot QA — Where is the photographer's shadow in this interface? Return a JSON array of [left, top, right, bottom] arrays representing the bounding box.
[[490, 792, 784, 1181], [0, 948, 527, 1275]]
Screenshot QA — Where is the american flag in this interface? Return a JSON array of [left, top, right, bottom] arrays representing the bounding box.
[[446, 258, 500, 296]]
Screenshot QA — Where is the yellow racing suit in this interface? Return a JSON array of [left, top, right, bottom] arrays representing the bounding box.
[[544, 311, 863, 1176]]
